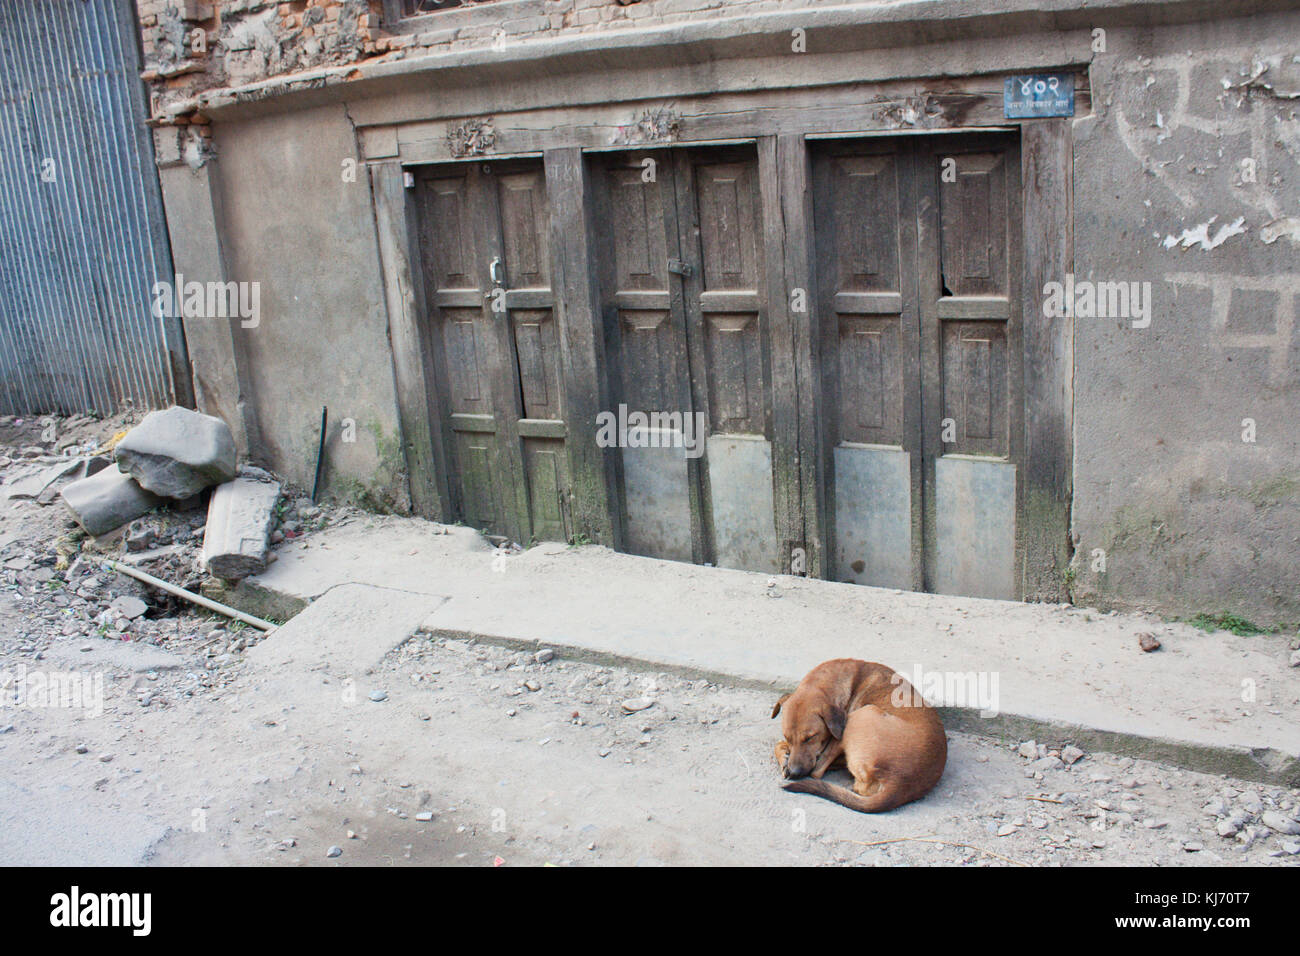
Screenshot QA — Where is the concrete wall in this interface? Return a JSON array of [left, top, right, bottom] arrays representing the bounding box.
[[147, 0, 1300, 624], [209, 102, 409, 509], [1070, 11, 1300, 625]]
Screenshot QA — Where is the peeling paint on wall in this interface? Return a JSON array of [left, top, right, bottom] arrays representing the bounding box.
[[1160, 216, 1247, 251]]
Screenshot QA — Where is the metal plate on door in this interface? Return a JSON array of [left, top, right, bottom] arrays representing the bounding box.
[[1003, 74, 1075, 118]]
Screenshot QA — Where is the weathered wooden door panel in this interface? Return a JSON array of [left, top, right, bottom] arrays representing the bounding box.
[[592, 151, 697, 563], [678, 151, 780, 573], [522, 438, 569, 542], [417, 160, 570, 544], [920, 135, 1023, 600], [813, 133, 1021, 599], [813, 142, 922, 589], [418, 168, 513, 536], [593, 147, 778, 572]]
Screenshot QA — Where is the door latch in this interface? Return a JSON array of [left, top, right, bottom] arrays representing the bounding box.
[[667, 258, 693, 277], [489, 256, 504, 286]]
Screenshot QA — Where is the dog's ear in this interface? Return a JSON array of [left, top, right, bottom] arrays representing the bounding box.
[[770, 693, 791, 719], [824, 705, 846, 740]]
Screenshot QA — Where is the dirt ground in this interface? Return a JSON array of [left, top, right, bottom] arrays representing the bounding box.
[[1, 413, 1298, 867]]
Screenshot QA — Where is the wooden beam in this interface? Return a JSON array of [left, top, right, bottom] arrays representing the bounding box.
[[1020, 119, 1074, 602], [544, 147, 617, 546], [378, 74, 1091, 166], [760, 134, 824, 577], [369, 162, 447, 519]]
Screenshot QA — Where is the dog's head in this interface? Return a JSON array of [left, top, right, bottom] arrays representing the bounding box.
[[771, 691, 845, 779]]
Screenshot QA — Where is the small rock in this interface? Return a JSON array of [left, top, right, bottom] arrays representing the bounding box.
[[1031, 756, 1064, 772], [368, 690, 388, 702], [125, 525, 155, 552], [621, 697, 655, 713], [534, 648, 555, 664], [1060, 745, 1085, 766], [108, 595, 148, 620], [1289, 649, 1300, 668], [996, 824, 1018, 837], [1182, 841, 1203, 852], [1260, 811, 1300, 835], [1017, 740, 1037, 759], [523, 679, 541, 692], [414, 811, 434, 822], [1138, 632, 1161, 652], [326, 845, 342, 858], [1203, 798, 1229, 817], [1216, 818, 1241, 838]]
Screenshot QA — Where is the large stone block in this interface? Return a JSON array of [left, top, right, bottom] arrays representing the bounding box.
[[60, 466, 163, 537], [202, 475, 282, 580], [115, 406, 237, 499]]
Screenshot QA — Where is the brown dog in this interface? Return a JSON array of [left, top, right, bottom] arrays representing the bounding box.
[[772, 659, 946, 813]]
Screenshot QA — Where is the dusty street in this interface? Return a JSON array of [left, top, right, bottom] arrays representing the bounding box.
[[4, 586, 1300, 867], [2, 415, 1299, 867]]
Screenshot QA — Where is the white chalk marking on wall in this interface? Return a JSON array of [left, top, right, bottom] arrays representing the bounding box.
[[1165, 272, 1298, 386], [1113, 50, 1297, 222]]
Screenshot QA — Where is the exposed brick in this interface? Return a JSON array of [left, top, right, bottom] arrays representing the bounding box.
[[136, 0, 820, 122]]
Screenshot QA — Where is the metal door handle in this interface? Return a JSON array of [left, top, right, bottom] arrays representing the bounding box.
[[489, 257, 504, 285]]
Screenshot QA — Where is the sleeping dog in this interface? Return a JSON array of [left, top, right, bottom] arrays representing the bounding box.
[[773, 658, 946, 813]]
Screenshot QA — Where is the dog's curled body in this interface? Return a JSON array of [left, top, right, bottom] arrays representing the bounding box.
[[773, 659, 946, 813]]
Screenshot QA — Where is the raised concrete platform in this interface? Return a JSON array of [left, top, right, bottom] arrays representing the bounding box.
[[241, 515, 1300, 785]]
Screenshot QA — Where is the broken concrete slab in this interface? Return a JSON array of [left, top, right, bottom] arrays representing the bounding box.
[[114, 544, 189, 566], [60, 466, 163, 537], [41, 637, 185, 673], [114, 406, 237, 499], [2, 457, 87, 501], [201, 475, 281, 580], [247, 582, 445, 677]]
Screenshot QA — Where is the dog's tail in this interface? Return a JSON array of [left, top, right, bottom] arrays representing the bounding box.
[[782, 777, 902, 813]]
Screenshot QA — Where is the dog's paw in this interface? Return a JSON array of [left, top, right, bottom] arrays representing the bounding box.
[[774, 741, 790, 771]]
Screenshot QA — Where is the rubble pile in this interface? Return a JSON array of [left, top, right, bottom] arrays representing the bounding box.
[[0, 409, 332, 704]]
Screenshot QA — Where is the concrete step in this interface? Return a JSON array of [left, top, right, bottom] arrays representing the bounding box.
[[240, 514, 1300, 786]]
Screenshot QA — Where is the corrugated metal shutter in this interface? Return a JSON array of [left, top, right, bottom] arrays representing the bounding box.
[[0, 0, 188, 416]]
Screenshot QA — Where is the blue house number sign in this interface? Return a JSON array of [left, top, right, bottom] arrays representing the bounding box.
[[1004, 74, 1075, 119]]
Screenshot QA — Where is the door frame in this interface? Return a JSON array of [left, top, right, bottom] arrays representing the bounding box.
[[373, 120, 1074, 600]]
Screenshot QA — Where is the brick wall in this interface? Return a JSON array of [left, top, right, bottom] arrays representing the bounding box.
[[135, 0, 841, 123]]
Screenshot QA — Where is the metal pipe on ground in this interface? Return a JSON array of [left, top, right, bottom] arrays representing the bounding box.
[[100, 558, 276, 632]]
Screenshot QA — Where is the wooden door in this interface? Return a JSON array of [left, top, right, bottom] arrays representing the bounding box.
[[591, 150, 699, 562], [416, 159, 571, 545], [592, 145, 779, 572], [918, 134, 1023, 600], [813, 139, 923, 590], [813, 133, 1022, 599], [676, 148, 779, 573]]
